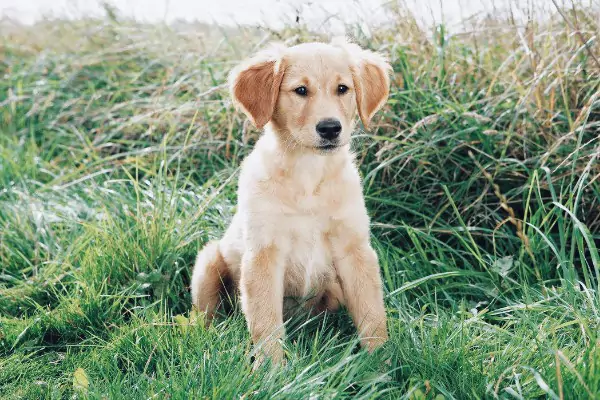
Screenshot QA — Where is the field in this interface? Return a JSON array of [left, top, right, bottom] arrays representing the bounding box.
[[1, 2, 599, 399]]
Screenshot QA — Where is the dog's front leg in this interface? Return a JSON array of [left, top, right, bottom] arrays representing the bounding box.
[[331, 228, 388, 351], [240, 243, 286, 366]]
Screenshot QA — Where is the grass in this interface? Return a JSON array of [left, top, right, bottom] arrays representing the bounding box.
[[1, 1, 599, 398]]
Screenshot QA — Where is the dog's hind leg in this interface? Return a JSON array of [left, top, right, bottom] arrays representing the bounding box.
[[191, 240, 229, 325]]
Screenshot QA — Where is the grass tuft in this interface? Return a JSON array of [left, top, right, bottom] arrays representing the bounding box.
[[1, 1, 599, 398]]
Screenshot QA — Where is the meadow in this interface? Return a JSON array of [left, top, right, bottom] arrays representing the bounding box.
[[1, 2, 599, 398]]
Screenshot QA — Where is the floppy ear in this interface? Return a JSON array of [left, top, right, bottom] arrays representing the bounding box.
[[349, 47, 392, 130], [228, 45, 286, 129]]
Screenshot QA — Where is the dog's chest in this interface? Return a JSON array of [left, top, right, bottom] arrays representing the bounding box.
[[249, 153, 357, 296], [276, 177, 344, 296], [281, 211, 334, 297], [273, 164, 344, 216]]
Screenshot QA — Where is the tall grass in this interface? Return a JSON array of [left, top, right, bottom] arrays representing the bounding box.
[[1, 1, 599, 398]]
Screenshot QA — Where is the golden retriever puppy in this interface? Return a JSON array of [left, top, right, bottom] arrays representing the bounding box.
[[191, 38, 391, 365]]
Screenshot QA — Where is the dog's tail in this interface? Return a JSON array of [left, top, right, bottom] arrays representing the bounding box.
[[191, 240, 229, 325]]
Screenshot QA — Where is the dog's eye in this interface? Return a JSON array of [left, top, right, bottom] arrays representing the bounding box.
[[294, 86, 308, 96], [337, 84, 349, 95]]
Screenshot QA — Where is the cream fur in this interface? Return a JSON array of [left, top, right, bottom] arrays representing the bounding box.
[[191, 39, 391, 366]]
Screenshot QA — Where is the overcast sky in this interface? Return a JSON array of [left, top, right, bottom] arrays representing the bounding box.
[[0, 0, 559, 33]]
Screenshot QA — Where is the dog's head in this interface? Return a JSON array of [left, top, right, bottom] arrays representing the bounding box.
[[228, 39, 391, 153]]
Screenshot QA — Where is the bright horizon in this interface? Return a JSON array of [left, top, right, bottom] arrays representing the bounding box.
[[1, 0, 554, 33]]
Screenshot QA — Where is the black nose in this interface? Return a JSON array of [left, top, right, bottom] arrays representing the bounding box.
[[316, 118, 342, 140]]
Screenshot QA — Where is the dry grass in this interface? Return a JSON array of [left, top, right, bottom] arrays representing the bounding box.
[[1, 1, 599, 398]]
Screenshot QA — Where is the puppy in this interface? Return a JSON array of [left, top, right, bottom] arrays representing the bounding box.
[[191, 38, 391, 365]]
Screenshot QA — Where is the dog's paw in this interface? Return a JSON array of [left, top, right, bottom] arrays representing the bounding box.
[[252, 356, 287, 372], [251, 346, 286, 371], [362, 336, 388, 353]]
